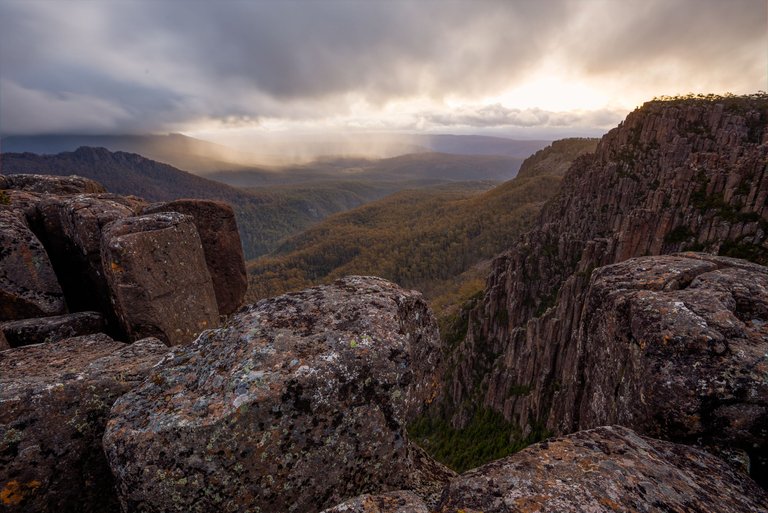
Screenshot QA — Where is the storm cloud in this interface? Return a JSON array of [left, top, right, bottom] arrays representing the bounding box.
[[0, 0, 764, 136]]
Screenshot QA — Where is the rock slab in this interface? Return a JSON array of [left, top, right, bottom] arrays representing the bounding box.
[[33, 194, 142, 325], [0, 311, 104, 347], [437, 425, 768, 513], [0, 173, 106, 195], [104, 277, 446, 513], [321, 491, 430, 513], [0, 209, 65, 321], [101, 212, 219, 345], [0, 334, 168, 513], [143, 199, 247, 315]]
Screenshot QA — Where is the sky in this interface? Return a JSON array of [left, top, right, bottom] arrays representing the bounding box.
[[0, 0, 765, 146]]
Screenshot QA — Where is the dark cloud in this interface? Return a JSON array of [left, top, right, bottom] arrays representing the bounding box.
[[0, 0, 764, 135]]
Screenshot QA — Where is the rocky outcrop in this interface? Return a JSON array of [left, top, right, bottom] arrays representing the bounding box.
[[443, 96, 768, 464], [0, 330, 8, 350], [0, 173, 106, 195], [0, 334, 168, 513], [0, 209, 65, 320], [142, 199, 247, 315], [0, 311, 104, 347], [547, 253, 768, 484], [321, 491, 430, 513], [104, 277, 448, 513], [101, 212, 219, 346], [0, 173, 246, 346], [436, 425, 768, 513], [33, 193, 144, 327]]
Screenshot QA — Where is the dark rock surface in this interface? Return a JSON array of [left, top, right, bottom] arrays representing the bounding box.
[[0, 330, 8, 350], [0, 190, 44, 221], [550, 253, 768, 484], [321, 491, 429, 513], [436, 425, 768, 513], [104, 277, 447, 513], [0, 173, 106, 195], [443, 96, 768, 442], [0, 334, 168, 513], [101, 212, 219, 345], [33, 193, 144, 326], [0, 311, 104, 347], [0, 209, 65, 321], [142, 199, 247, 315]]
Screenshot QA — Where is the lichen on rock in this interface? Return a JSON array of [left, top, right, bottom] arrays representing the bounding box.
[[104, 276, 447, 513]]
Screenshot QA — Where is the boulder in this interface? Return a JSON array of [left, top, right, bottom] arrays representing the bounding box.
[[142, 199, 247, 315], [0, 173, 106, 195], [101, 212, 219, 345], [321, 491, 429, 513], [0, 210, 65, 321], [33, 194, 144, 326], [104, 277, 446, 513], [436, 425, 768, 513], [0, 190, 44, 221], [0, 334, 168, 513], [1, 311, 104, 347], [562, 253, 768, 485]]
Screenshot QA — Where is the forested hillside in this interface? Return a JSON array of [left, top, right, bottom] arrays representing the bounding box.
[[1, 147, 537, 259], [246, 138, 598, 314]]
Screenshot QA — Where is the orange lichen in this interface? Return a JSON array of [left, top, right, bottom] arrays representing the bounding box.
[[1, 480, 41, 506]]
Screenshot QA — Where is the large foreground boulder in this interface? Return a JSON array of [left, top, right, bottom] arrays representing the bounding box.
[[552, 253, 768, 485], [0, 210, 65, 321], [0, 311, 104, 347], [436, 425, 768, 513], [143, 199, 247, 315], [104, 277, 446, 513], [0, 334, 168, 513], [101, 212, 219, 345]]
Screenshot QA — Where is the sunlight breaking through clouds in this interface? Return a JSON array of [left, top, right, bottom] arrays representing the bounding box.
[[0, 0, 764, 138]]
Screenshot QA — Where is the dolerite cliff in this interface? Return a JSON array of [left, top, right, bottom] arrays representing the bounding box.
[[0, 173, 248, 346], [444, 94, 768, 485]]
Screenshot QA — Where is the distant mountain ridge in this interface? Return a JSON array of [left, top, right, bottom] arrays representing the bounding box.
[[0, 133, 255, 173], [1, 132, 550, 174], [0, 147, 396, 258]]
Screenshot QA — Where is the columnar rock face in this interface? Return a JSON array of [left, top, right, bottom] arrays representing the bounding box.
[[436, 426, 768, 513], [0, 311, 105, 347], [33, 194, 144, 326], [104, 277, 447, 513], [101, 212, 219, 346], [444, 97, 768, 442], [548, 253, 768, 483], [0, 334, 168, 513], [142, 199, 247, 315], [0, 209, 65, 320]]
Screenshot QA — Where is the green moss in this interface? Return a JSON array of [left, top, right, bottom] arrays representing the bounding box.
[[408, 408, 549, 472], [719, 239, 768, 265], [534, 292, 558, 317], [664, 226, 694, 244], [508, 383, 532, 396], [0, 191, 9, 206]]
